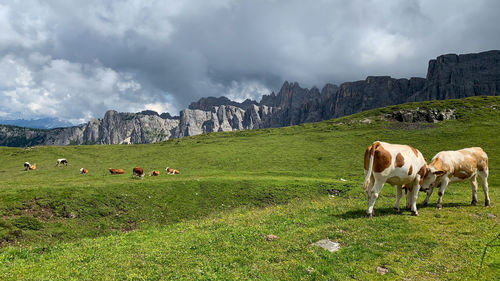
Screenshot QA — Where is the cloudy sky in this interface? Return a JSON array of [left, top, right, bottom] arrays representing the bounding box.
[[1, 0, 499, 123]]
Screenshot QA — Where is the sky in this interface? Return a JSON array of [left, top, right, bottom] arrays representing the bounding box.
[[0, 0, 499, 124]]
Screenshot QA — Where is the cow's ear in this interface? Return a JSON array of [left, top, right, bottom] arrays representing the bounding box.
[[434, 170, 446, 176]]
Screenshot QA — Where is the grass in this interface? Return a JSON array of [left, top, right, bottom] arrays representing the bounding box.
[[0, 96, 499, 280]]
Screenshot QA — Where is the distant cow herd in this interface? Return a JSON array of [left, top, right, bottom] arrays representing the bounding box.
[[364, 141, 490, 217], [24, 158, 179, 179]]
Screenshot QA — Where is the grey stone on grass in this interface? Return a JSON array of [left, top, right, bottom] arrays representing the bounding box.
[[312, 239, 340, 252]]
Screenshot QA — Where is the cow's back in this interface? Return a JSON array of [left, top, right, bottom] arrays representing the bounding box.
[[431, 147, 488, 180]]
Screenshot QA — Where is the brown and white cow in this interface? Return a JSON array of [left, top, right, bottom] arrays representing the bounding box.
[[165, 167, 179, 175], [421, 147, 490, 209], [149, 170, 160, 176], [80, 168, 88, 174], [363, 141, 427, 217], [132, 167, 145, 178], [109, 168, 125, 174]]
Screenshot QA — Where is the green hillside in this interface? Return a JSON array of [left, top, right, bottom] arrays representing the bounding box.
[[0, 96, 498, 280]]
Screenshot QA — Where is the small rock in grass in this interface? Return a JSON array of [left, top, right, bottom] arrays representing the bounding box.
[[377, 265, 389, 275], [265, 234, 279, 241], [486, 213, 497, 218], [312, 239, 340, 252], [340, 178, 347, 182]]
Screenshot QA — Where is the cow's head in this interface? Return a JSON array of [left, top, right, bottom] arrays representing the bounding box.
[[421, 166, 446, 190]]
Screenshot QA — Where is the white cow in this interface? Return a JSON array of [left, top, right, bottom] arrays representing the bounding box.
[[363, 141, 427, 217], [421, 147, 490, 208]]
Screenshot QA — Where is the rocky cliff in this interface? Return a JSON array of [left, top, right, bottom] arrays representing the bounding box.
[[1, 50, 498, 146], [409, 50, 500, 101]]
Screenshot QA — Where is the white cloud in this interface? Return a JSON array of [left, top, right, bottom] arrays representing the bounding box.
[[0, 3, 49, 51], [0, 53, 172, 123], [143, 103, 171, 114], [359, 30, 416, 65], [225, 81, 271, 102]]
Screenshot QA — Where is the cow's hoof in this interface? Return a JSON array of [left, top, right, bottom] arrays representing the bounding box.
[[366, 212, 374, 218], [393, 207, 400, 213], [485, 200, 491, 207], [422, 201, 428, 207], [411, 211, 419, 216], [471, 200, 477, 206], [437, 204, 442, 210]]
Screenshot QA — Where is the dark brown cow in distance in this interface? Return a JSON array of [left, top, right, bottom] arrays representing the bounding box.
[[363, 141, 427, 217], [133, 167, 145, 179]]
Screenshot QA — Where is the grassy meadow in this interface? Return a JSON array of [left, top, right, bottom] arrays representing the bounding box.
[[0, 96, 499, 280]]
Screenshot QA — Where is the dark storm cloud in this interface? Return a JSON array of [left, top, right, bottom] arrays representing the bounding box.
[[0, 0, 499, 123]]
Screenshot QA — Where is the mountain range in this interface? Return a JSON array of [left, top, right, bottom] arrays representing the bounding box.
[[0, 50, 499, 147], [0, 117, 74, 129]]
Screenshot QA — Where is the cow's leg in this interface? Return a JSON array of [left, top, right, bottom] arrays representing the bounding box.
[[423, 186, 434, 207], [409, 182, 420, 216], [405, 185, 411, 210], [394, 185, 403, 213], [436, 178, 449, 209], [478, 170, 490, 206], [366, 179, 384, 218], [470, 175, 478, 206]]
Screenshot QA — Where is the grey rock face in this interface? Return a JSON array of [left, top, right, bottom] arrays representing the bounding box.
[[410, 50, 500, 101], [328, 76, 426, 119], [0, 111, 179, 146]]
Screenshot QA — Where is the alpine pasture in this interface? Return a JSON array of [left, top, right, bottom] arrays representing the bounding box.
[[0, 96, 498, 280]]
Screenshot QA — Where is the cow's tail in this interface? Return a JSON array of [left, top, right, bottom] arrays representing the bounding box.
[[362, 144, 377, 191]]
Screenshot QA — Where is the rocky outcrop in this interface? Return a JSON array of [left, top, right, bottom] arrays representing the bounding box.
[[0, 50, 498, 146], [388, 108, 457, 123]]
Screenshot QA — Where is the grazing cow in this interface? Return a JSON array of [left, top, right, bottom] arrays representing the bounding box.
[[56, 158, 68, 167], [363, 141, 427, 217], [80, 168, 88, 174], [149, 170, 160, 176], [109, 168, 125, 174], [421, 147, 490, 209], [165, 167, 179, 175], [24, 162, 36, 170], [132, 167, 145, 178], [24, 162, 31, 171]]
